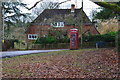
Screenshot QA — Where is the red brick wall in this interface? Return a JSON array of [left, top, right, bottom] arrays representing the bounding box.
[[26, 25, 99, 42], [90, 26, 100, 35], [83, 25, 99, 35], [26, 25, 78, 36]]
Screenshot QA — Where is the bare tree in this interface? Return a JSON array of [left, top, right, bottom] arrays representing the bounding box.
[[32, 1, 59, 16], [23, 0, 44, 10], [31, 0, 71, 16], [23, 0, 70, 10]]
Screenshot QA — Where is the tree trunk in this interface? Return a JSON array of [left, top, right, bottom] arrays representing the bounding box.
[[0, 1, 2, 51], [0, 1, 2, 80]]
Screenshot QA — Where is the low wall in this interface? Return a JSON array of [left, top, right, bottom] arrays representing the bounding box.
[[30, 42, 115, 50], [30, 43, 69, 50]]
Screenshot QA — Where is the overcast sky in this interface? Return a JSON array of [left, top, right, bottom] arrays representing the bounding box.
[[21, 0, 100, 19]]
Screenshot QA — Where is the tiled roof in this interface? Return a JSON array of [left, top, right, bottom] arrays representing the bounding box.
[[31, 8, 92, 26]]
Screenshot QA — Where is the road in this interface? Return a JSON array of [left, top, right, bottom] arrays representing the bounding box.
[[0, 49, 68, 59]]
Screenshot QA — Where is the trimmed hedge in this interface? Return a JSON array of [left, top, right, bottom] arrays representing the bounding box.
[[82, 32, 116, 42], [34, 32, 116, 44], [33, 36, 70, 44]]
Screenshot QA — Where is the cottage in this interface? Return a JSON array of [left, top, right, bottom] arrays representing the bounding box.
[[26, 4, 99, 43]]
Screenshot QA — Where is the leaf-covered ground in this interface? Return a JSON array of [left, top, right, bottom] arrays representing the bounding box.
[[2, 48, 119, 78]]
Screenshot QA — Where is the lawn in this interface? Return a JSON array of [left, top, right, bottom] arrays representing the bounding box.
[[2, 48, 119, 78]]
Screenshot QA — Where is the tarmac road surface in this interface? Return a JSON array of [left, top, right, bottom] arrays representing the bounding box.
[[0, 49, 68, 59]]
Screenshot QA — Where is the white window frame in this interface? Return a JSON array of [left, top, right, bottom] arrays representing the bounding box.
[[52, 22, 64, 27], [28, 34, 38, 40]]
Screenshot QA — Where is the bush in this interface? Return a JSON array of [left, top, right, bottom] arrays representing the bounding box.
[[82, 32, 116, 42], [33, 36, 70, 44], [34, 36, 56, 44], [2, 39, 18, 51], [56, 36, 70, 43]]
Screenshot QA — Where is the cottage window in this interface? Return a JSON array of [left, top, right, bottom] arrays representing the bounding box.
[[52, 22, 64, 27], [28, 34, 38, 40]]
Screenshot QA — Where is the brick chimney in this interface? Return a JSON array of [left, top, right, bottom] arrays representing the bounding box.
[[71, 4, 75, 13]]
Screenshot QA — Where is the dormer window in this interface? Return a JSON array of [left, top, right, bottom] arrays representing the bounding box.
[[51, 22, 64, 27]]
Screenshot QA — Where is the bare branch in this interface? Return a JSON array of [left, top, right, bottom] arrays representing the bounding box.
[[24, 0, 44, 10], [24, 0, 71, 10], [53, 0, 71, 9], [90, 0, 120, 14]]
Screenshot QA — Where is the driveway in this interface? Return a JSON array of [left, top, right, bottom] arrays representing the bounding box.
[[0, 49, 68, 59]]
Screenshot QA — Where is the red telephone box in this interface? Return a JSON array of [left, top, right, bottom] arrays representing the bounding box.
[[70, 29, 79, 50]]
